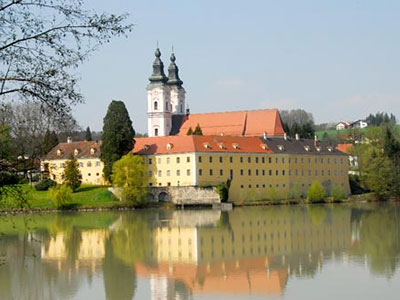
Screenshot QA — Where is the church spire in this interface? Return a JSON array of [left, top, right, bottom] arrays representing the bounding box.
[[167, 52, 183, 88], [149, 48, 167, 84]]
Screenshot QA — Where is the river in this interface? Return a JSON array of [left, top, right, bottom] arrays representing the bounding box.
[[0, 203, 399, 300]]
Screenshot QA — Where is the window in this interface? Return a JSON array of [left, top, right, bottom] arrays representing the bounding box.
[[340, 158, 344, 164], [321, 158, 324, 163], [321, 170, 324, 176], [167, 170, 171, 176], [248, 169, 252, 176], [269, 157, 272, 163], [289, 170, 292, 176], [219, 169, 223, 176], [60, 163, 65, 168], [282, 158, 285, 164], [209, 156, 213, 163], [79, 162, 83, 167], [256, 169, 259, 176], [187, 156, 190, 163], [262, 170, 265, 176], [240, 185, 244, 189], [95, 161, 101, 167], [199, 156, 202, 163], [176, 157, 180, 163], [219, 156, 223, 163], [269, 170, 272, 176], [158, 170, 162, 177], [315, 170, 318, 176], [209, 169, 213, 176], [87, 162, 92, 167], [187, 169, 191, 176], [230, 156, 233, 163], [199, 169, 203, 176], [282, 170, 285, 176], [166, 157, 170, 164], [240, 169, 244, 176], [96, 173, 100, 176], [248, 157, 251, 163], [328, 170, 331, 176], [154, 100, 158, 110], [240, 157, 243, 163], [255, 157, 259, 163], [328, 158, 331, 164], [275, 157, 278, 163], [301, 157, 304, 163], [88, 173, 91, 176], [262, 157, 265, 163], [315, 157, 318, 164], [157, 157, 161, 164], [154, 128, 158, 136], [230, 169, 233, 179], [176, 170, 180, 176], [165, 101, 168, 111], [308, 170, 312, 176], [148, 170, 153, 177], [275, 170, 279, 176]]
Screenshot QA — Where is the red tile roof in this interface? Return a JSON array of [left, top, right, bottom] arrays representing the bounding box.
[[336, 143, 353, 153], [44, 141, 102, 160], [177, 109, 285, 137], [133, 135, 274, 155]]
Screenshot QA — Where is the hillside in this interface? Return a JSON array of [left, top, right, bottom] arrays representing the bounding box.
[[315, 124, 400, 140]]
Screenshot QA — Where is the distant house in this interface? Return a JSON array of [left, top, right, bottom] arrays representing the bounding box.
[[336, 122, 351, 131], [336, 143, 358, 174], [350, 120, 368, 129]]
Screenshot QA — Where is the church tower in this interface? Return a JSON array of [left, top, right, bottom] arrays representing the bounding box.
[[147, 48, 171, 137], [167, 52, 186, 115]]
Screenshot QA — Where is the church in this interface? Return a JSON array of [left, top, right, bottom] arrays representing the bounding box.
[[132, 48, 350, 203], [146, 48, 285, 138]]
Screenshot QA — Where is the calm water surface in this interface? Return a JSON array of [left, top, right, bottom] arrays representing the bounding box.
[[1, 203, 400, 300]]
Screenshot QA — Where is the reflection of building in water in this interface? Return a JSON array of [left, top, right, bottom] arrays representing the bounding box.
[[139, 208, 352, 298], [41, 229, 108, 272]]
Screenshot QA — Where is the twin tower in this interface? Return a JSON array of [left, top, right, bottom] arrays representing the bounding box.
[[147, 48, 186, 137]]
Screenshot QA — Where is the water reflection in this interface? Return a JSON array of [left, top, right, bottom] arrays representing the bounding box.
[[0, 204, 399, 299]]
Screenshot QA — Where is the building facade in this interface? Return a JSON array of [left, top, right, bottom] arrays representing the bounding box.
[[41, 139, 105, 185], [133, 135, 350, 203]]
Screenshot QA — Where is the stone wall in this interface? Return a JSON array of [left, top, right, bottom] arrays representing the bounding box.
[[148, 186, 221, 205]]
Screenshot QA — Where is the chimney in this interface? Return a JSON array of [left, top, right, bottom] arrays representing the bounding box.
[[67, 136, 72, 143], [314, 135, 318, 142], [284, 133, 287, 140], [295, 133, 300, 141], [263, 132, 267, 140]]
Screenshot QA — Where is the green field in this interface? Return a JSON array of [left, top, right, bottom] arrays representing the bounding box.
[[0, 184, 118, 210], [315, 124, 400, 140]]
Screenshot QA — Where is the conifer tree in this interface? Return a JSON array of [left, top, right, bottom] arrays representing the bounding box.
[[193, 124, 203, 136], [186, 127, 193, 135], [63, 154, 81, 192], [100, 100, 135, 183], [41, 130, 59, 155], [85, 126, 92, 141]]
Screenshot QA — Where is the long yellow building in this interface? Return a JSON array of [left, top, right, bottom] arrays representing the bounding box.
[[41, 139, 105, 185], [133, 134, 350, 203]]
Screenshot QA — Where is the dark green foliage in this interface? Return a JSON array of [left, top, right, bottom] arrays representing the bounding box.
[[186, 127, 193, 135], [193, 124, 203, 136], [100, 101, 135, 183], [366, 112, 396, 127], [216, 179, 231, 202], [0, 172, 19, 186], [85, 126, 92, 141], [63, 155, 81, 192], [35, 178, 57, 191], [41, 130, 59, 155], [280, 109, 315, 139], [0, 124, 12, 159]]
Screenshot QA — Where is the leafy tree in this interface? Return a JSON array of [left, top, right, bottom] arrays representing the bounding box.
[[0, 0, 133, 115], [280, 109, 315, 138], [307, 181, 326, 203], [49, 184, 72, 209], [85, 126, 92, 141], [63, 154, 81, 192], [100, 100, 135, 182], [0, 124, 11, 159], [41, 130, 59, 155], [111, 154, 146, 204], [186, 127, 193, 135], [193, 124, 203, 135]]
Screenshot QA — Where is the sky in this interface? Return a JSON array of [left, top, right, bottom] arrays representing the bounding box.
[[74, 0, 400, 134]]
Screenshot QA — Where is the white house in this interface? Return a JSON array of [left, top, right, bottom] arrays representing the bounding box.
[[336, 121, 351, 131], [350, 120, 368, 129]]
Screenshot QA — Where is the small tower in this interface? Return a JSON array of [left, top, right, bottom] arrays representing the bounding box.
[[147, 48, 172, 137], [167, 52, 186, 115]]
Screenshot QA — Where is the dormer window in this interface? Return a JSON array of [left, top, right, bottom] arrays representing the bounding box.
[[166, 143, 173, 150], [278, 145, 284, 151], [203, 143, 211, 149], [316, 146, 321, 152], [90, 148, 96, 155], [218, 143, 226, 149], [74, 149, 80, 156], [143, 144, 150, 151], [304, 145, 310, 152], [260, 144, 268, 150], [232, 143, 239, 149], [327, 147, 333, 152], [56, 149, 63, 156]]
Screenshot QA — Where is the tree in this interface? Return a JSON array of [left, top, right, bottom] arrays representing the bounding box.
[[63, 154, 81, 192], [280, 109, 315, 138], [111, 154, 146, 204], [85, 126, 92, 141], [101, 100, 135, 182], [41, 130, 59, 155], [0, 0, 133, 115], [186, 127, 193, 135], [193, 124, 203, 135], [307, 181, 326, 203], [0, 124, 11, 159]]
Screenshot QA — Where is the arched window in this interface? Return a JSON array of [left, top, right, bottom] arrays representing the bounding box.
[[154, 100, 158, 110], [180, 104, 183, 113], [154, 128, 159, 136], [166, 102, 168, 111]]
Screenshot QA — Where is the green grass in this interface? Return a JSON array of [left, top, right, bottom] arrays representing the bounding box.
[[315, 124, 400, 140], [0, 184, 118, 210]]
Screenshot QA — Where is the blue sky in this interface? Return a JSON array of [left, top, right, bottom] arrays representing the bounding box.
[[75, 0, 400, 134]]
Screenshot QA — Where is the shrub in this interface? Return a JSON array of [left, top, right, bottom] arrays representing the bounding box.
[[0, 171, 19, 186], [49, 185, 72, 209], [63, 155, 81, 192], [35, 178, 57, 191], [307, 181, 326, 203], [331, 184, 347, 202], [215, 179, 231, 203]]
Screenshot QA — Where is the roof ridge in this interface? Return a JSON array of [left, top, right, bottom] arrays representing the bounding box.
[[188, 108, 279, 116]]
